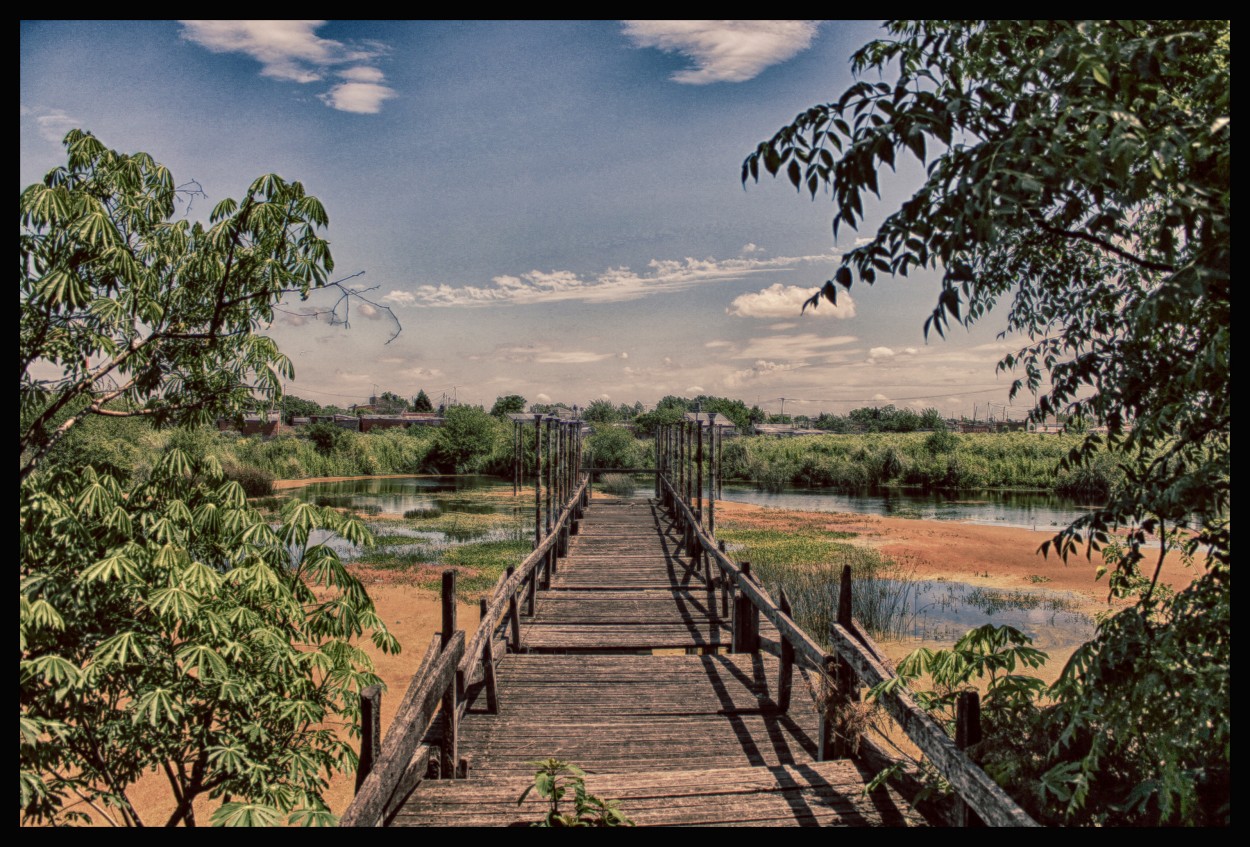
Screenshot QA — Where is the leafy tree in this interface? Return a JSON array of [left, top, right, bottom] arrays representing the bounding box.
[[431, 405, 504, 473], [746, 20, 1228, 824], [19, 130, 385, 481], [282, 395, 323, 424], [585, 426, 643, 469], [412, 389, 434, 413], [372, 390, 409, 415], [20, 132, 396, 826], [581, 399, 620, 424], [489, 394, 526, 419]]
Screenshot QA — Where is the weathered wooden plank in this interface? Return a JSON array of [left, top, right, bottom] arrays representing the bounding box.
[[827, 623, 1037, 827], [393, 762, 924, 827]]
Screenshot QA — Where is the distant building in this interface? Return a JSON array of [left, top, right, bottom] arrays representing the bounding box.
[[217, 410, 281, 437]]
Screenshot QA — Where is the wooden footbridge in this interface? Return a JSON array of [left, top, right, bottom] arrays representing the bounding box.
[[342, 415, 1038, 827]]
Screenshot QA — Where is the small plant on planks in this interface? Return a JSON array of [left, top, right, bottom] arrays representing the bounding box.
[[518, 759, 634, 827]]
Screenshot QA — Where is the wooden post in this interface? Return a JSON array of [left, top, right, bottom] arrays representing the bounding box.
[[719, 540, 730, 618], [954, 690, 984, 827], [777, 588, 794, 712], [356, 684, 382, 793], [533, 415, 542, 550], [479, 598, 499, 714], [733, 562, 759, 653], [526, 556, 538, 614], [440, 570, 458, 777], [506, 565, 521, 653], [716, 424, 724, 499], [829, 563, 860, 759], [545, 418, 553, 541], [696, 414, 704, 527], [707, 420, 716, 537]]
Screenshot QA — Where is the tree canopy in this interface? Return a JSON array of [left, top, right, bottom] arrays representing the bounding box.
[[746, 20, 1228, 824], [20, 132, 395, 826]]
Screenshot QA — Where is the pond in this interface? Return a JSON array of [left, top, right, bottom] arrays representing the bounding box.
[[722, 484, 1100, 531], [283, 475, 518, 516]]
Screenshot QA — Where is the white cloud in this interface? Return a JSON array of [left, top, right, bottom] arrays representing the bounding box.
[[536, 393, 552, 403], [724, 359, 807, 388], [598, 393, 611, 401], [705, 340, 733, 349], [382, 290, 415, 305], [734, 333, 857, 361], [869, 346, 895, 359], [619, 352, 629, 359], [32, 108, 79, 143], [769, 322, 797, 331], [179, 20, 394, 113], [398, 251, 840, 309], [727, 283, 856, 320], [356, 302, 382, 320], [741, 242, 762, 254], [686, 385, 704, 393], [622, 20, 819, 84], [319, 82, 395, 114], [338, 65, 385, 83], [873, 393, 890, 401], [534, 351, 614, 365]]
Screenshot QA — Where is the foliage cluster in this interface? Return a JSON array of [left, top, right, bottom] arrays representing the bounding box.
[[20, 132, 396, 826], [20, 443, 394, 826], [517, 759, 634, 827], [746, 20, 1229, 823], [720, 432, 1119, 495]]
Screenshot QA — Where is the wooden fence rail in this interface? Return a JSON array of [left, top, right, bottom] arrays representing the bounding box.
[[655, 467, 1038, 827], [341, 472, 588, 828]]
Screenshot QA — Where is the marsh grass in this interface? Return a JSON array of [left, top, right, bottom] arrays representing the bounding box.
[[717, 512, 923, 640], [597, 473, 638, 497], [403, 507, 443, 519]]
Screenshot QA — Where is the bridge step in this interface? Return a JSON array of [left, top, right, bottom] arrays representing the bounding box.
[[391, 761, 925, 827]]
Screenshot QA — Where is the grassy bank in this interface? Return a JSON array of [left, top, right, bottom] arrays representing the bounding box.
[[717, 432, 1120, 497]]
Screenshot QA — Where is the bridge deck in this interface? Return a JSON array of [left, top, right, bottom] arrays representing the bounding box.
[[390, 496, 924, 827]]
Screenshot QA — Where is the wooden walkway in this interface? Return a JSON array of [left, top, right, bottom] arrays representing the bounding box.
[[388, 496, 924, 827]]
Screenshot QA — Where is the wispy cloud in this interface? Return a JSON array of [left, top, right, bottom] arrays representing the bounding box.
[[179, 21, 395, 113], [727, 283, 856, 320], [733, 333, 858, 361], [724, 359, 807, 388], [622, 21, 819, 84], [27, 107, 80, 143], [385, 251, 840, 309]]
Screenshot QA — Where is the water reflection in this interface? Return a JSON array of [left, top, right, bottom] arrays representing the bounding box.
[[723, 484, 1100, 531]]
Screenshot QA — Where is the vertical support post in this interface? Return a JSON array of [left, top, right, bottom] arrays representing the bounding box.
[[716, 424, 724, 500], [777, 588, 794, 712], [954, 691, 984, 826], [545, 418, 553, 542], [506, 565, 521, 652], [707, 420, 716, 537], [655, 427, 665, 502], [719, 540, 730, 618], [696, 414, 704, 528], [733, 562, 758, 654], [828, 563, 860, 760], [356, 684, 382, 793], [479, 598, 499, 714], [533, 415, 542, 551], [440, 570, 458, 778]]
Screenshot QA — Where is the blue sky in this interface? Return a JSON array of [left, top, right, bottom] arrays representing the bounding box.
[[21, 21, 1026, 419]]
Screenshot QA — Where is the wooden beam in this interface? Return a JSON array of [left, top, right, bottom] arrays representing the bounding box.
[[827, 623, 1038, 827], [341, 631, 465, 827], [356, 684, 382, 793]]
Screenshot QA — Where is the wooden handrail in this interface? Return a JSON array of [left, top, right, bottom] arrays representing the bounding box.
[[459, 477, 587, 682], [657, 471, 1039, 827], [341, 631, 465, 827]]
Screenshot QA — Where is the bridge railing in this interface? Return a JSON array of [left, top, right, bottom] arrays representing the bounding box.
[[656, 458, 1037, 827], [343, 413, 588, 827]]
